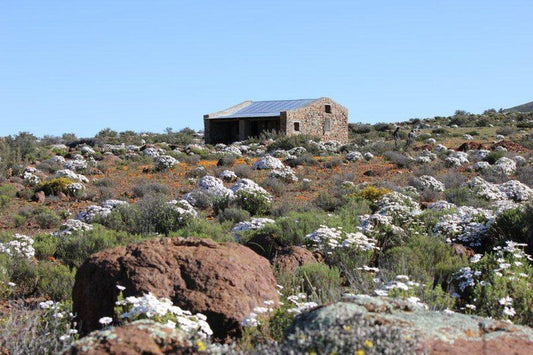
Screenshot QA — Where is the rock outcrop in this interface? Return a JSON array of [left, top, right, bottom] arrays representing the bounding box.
[[64, 320, 197, 355], [288, 295, 533, 354], [73, 237, 279, 340]]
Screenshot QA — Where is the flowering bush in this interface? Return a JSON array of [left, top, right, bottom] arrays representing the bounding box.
[[231, 218, 275, 241], [433, 206, 493, 247], [0, 301, 78, 353], [493, 157, 516, 175], [252, 155, 284, 170], [55, 169, 89, 183], [345, 151, 363, 162], [305, 225, 379, 254], [0, 234, 35, 259], [154, 155, 178, 171], [268, 166, 298, 183], [455, 241, 533, 325], [411, 175, 445, 193], [231, 178, 272, 215], [53, 219, 93, 237], [113, 290, 213, 337]]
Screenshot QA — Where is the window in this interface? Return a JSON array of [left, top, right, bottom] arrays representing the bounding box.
[[324, 118, 331, 132], [325, 105, 331, 113], [293, 122, 300, 132]]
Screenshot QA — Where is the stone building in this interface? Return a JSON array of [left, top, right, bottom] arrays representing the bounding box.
[[203, 97, 348, 144]]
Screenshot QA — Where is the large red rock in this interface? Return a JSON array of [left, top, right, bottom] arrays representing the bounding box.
[[72, 237, 279, 340]]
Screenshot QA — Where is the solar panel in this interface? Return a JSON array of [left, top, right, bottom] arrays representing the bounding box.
[[218, 99, 316, 118]]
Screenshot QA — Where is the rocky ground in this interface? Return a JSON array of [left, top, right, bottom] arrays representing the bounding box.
[[1, 110, 533, 353]]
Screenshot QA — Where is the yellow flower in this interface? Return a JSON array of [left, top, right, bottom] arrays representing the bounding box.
[[364, 339, 374, 348], [196, 340, 206, 352], [356, 350, 365, 355], [343, 325, 352, 331]]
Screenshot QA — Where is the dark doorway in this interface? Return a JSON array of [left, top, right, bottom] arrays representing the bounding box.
[[210, 120, 239, 144]]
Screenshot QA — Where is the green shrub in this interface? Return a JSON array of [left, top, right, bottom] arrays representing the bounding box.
[[485, 151, 505, 165], [34, 208, 61, 229], [33, 233, 59, 260], [285, 154, 319, 168], [349, 123, 372, 134], [35, 261, 75, 301], [383, 151, 413, 168], [0, 184, 16, 209], [234, 189, 272, 215], [98, 195, 195, 236], [486, 206, 532, 251], [260, 177, 286, 196], [268, 135, 320, 153], [0, 302, 78, 353], [457, 243, 533, 326], [432, 128, 449, 135], [313, 191, 343, 212], [171, 217, 233, 242], [131, 181, 169, 198], [445, 187, 490, 208], [380, 234, 467, 286], [295, 263, 343, 304], [373, 123, 392, 132], [217, 207, 250, 223], [55, 225, 144, 268]]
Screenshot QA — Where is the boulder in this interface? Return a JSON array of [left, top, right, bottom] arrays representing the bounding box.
[[457, 142, 484, 151], [64, 320, 197, 355], [271, 246, 324, 271], [288, 295, 533, 354], [452, 243, 475, 259], [32, 190, 46, 203], [73, 237, 279, 340], [491, 140, 529, 153]]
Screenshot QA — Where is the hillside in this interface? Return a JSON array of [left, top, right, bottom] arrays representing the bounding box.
[[506, 100, 533, 113], [1, 110, 533, 353]]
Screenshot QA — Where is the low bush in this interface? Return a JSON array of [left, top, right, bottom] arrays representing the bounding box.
[[234, 189, 272, 215], [36, 177, 76, 196], [380, 234, 467, 286], [34, 208, 61, 229], [171, 217, 233, 242], [233, 164, 253, 178], [0, 184, 16, 209], [486, 206, 532, 251], [0, 302, 77, 353], [217, 154, 236, 167], [484, 151, 505, 165], [217, 207, 250, 223], [54, 225, 144, 268], [285, 154, 319, 168], [295, 263, 343, 304], [268, 135, 319, 153], [349, 123, 372, 134], [131, 181, 169, 198], [260, 177, 287, 196], [383, 151, 413, 168]]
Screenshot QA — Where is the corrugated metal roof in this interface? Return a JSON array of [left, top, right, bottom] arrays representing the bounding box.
[[215, 99, 317, 119]]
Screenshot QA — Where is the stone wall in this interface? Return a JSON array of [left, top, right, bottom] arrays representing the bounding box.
[[284, 97, 348, 142]]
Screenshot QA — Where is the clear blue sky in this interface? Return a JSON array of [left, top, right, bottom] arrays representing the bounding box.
[[1, 1, 532, 137]]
